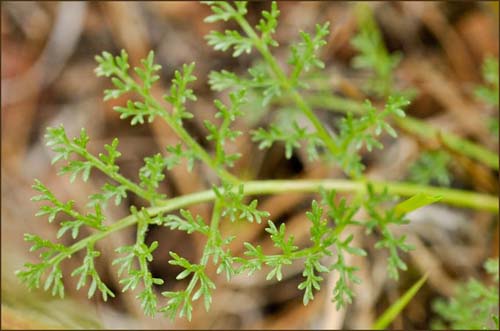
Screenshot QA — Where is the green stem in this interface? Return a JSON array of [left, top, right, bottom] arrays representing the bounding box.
[[215, 114, 231, 167], [72, 143, 154, 201], [52, 178, 498, 266], [200, 199, 223, 266], [160, 112, 238, 184], [303, 84, 499, 171], [236, 180, 498, 212], [116, 69, 239, 185], [135, 213, 152, 290], [397, 116, 499, 170]]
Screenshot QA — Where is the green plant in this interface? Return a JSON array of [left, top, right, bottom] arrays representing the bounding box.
[[408, 150, 452, 187], [278, 3, 497, 171], [476, 57, 499, 108], [16, 1, 498, 322], [432, 258, 499, 330], [475, 57, 499, 138], [350, 3, 401, 98], [406, 57, 499, 186]]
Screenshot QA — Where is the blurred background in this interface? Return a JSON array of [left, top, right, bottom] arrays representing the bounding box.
[[1, 1, 498, 329]]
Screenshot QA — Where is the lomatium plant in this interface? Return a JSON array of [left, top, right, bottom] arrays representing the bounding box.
[[17, 1, 498, 321]]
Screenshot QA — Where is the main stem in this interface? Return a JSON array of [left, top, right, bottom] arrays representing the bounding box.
[[55, 178, 498, 265]]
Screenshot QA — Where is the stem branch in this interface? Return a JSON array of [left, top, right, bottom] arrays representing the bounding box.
[[232, 11, 341, 158], [303, 90, 499, 170], [54, 178, 498, 265], [116, 68, 239, 184]]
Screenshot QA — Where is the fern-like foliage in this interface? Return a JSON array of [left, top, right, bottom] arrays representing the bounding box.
[[408, 150, 452, 187], [475, 57, 499, 108], [475, 57, 499, 138], [206, 1, 409, 178], [432, 258, 499, 330], [350, 3, 401, 97], [15, 1, 489, 323]]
